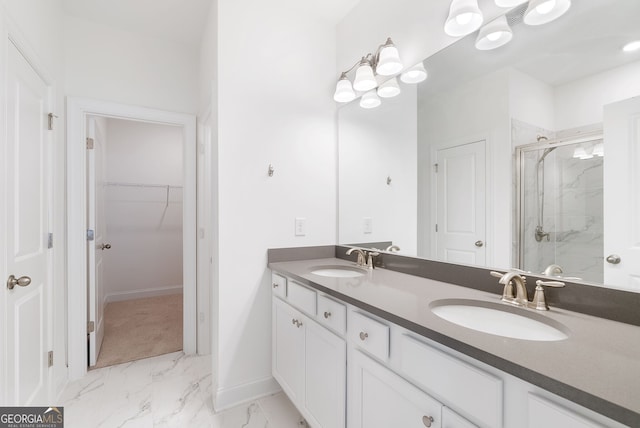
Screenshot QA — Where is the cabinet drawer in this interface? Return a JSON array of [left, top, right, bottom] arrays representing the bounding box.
[[317, 294, 347, 335], [271, 273, 287, 299], [348, 311, 390, 361], [287, 281, 317, 315], [443, 407, 478, 428], [399, 334, 503, 428], [527, 394, 604, 428]]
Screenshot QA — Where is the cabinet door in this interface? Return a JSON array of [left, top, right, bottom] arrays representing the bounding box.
[[273, 298, 305, 402], [348, 350, 442, 428], [305, 319, 346, 428], [443, 407, 478, 428]]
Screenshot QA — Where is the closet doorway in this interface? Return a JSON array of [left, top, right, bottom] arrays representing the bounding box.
[[87, 116, 185, 368], [67, 98, 197, 381]]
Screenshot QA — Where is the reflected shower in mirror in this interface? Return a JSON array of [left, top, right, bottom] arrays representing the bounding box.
[[338, 0, 640, 289]]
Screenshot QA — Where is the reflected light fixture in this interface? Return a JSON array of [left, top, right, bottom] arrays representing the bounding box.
[[377, 77, 401, 98], [360, 91, 382, 109], [475, 15, 513, 50], [523, 0, 571, 26], [400, 62, 427, 84], [334, 37, 407, 108], [573, 145, 593, 160], [623, 40, 640, 52], [333, 73, 356, 103], [593, 142, 604, 157], [494, 0, 528, 6], [445, 0, 483, 37]]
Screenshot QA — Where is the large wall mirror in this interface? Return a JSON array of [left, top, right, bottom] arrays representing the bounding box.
[[338, 0, 640, 290]]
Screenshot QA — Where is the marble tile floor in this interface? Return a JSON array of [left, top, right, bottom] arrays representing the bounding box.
[[59, 351, 306, 428]]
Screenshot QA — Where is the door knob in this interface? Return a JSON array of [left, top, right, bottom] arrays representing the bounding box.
[[475, 240, 484, 247], [7, 275, 32, 290], [606, 254, 621, 264], [99, 243, 112, 250]]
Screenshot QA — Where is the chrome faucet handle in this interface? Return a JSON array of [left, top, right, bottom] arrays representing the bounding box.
[[531, 280, 565, 311], [366, 251, 380, 270], [490, 271, 505, 278]]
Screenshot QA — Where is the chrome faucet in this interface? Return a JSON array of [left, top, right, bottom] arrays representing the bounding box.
[[385, 245, 400, 252], [346, 248, 379, 270], [490, 271, 565, 311], [543, 264, 563, 276]]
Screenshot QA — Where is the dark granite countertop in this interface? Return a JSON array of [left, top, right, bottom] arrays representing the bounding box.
[[269, 257, 640, 427]]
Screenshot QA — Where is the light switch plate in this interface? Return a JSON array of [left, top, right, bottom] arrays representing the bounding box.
[[295, 217, 306, 236], [363, 217, 373, 234]]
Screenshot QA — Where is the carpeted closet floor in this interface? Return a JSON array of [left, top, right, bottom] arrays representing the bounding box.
[[94, 293, 183, 369]]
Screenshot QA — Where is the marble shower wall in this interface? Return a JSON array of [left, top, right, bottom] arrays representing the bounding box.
[[514, 120, 604, 283]]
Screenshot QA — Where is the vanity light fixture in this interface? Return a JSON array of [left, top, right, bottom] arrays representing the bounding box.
[[494, 0, 528, 6], [622, 40, 640, 52], [400, 62, 428, 84], [523, 0, 571, 26], [475, 15, 513, 50], [360, 91, 382, 109], [444, 0, 484, 37], [334, 37, 404, 105], [592, 142, 604, 157], [377, 77, 401, 98]]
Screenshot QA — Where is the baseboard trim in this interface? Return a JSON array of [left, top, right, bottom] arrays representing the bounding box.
[[213, 376, 281, 412], [104, 285, 183, 304]]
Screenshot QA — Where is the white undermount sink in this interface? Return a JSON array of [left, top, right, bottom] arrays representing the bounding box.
[[310, 265, 366, 278], [430, 299, 569, 342]]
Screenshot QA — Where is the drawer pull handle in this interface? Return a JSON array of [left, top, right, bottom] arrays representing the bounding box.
[[273, 283, 279, 288], [324, 311, 332, 319], [422, 415, 434, 427], [359, 332, 368, 341]]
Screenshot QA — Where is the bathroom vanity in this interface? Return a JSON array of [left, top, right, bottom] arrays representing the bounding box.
[[269, 249, 640, 428]]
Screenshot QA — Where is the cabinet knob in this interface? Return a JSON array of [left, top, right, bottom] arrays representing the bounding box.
[[273, 283, 279, 288], [359, 332, 368, 341], [606, 254, 621, 264], [422, 415, 434, 427], [324, 311, 331, 319]]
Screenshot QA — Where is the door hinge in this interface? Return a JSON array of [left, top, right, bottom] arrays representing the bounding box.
[[86, 137, 94, 150], [435, 224, 438, 232], [87, 229, 95, 241], [87, 321, 95, 334], [48, 351, 53, 367], [434, 163, 439, 173], [48, 113, 58, 131], [47, 233, 53, 249]]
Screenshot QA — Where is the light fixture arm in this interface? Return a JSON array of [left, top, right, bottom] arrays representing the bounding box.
[[339, 55, 374, 78]]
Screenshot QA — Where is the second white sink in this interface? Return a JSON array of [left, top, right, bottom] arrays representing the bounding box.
[[431, 299, 569, 342], [310, 265, 366, 278]]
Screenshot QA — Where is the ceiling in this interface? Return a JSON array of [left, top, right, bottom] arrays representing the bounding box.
[[62, 0, 361, 46]]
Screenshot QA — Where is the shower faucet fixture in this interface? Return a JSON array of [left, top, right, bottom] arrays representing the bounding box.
[[535, 225, 550, 242]]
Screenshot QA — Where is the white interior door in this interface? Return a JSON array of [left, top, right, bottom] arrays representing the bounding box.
[[87, 117, 107, 366], [4, 41, 52, 405], [603, 96, 640, 289], [435, 140, 486, 265]]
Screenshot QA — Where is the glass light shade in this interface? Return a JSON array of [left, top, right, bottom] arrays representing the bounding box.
[[400, 62, 428, 84], [494, 0, 528, 6], [377, 77, 401, 98], [623, 40, 640, 52], [573, 146, 592, 160], [353, 60, 377, 92], [593, 142, 604, 157], [376, 44, 403, 76], [360, 91, 381, 109], [524, 0, 571, 26], [444, 0, 483, 37], [333, 77, 356, 103], [475, 16, 513, 50]]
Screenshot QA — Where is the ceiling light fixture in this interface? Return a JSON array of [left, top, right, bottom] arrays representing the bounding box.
[[475, 15, 513, 50], [400, 62, 428, 84], [360, 91, 382, 109], [445, 0, 484, 37], [377, 77, 401, 98], [334, 37, 406, 107], [623, 40, 640, 52], [523, 0, 571, 26]]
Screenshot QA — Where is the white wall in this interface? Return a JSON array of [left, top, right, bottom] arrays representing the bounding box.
[[64, 13, 199, 114], [102, 118, 183, 302], [509, 69, 555, 132], [0, 0, 68, 399], [554, 60, 640, 130], [339, 85, 417, 253], [208, 0, 338, 409]]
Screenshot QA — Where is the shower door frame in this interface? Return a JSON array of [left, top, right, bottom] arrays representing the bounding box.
[[514, 131, 604, 271]]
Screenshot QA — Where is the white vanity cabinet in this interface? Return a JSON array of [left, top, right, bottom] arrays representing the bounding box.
[[272, 275, 346, 428], [348, 349, 442, 428], [527, 394, 605, 428]]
